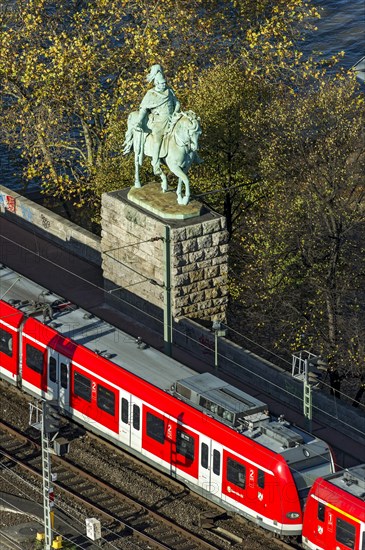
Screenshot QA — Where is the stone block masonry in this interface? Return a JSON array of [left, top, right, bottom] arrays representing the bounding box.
[[101, 189, 229, 322]]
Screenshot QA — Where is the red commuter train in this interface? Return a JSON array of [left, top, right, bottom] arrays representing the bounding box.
[[303, 466, 365, 550], [0, 266, 363, 547]]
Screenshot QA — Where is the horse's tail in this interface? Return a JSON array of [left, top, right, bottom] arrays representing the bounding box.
[[123, 114, 134, 155], [136, 130, 145, 166], [123, 111, 141, 156]]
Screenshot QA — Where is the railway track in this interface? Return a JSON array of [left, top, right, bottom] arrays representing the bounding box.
[[0, 382, 301, 550], [0, 419, 226, 549], [0, 422, 299, 550]]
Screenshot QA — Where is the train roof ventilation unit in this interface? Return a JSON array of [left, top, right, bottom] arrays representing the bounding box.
[[174, 372, 269, 428], [261, 422, 304, 448], [343, 466, 365, 491]]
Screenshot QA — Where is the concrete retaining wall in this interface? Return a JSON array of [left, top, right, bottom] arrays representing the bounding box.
[[173, 317, 365, 453], [0, 185, 101, 265]]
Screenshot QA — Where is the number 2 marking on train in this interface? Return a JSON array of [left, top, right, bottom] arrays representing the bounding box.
[[249, 468, 254, 488]]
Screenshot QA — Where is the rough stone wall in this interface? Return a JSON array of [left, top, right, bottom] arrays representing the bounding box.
[[171, 219, 228, 319], [101, 190, 228, 321]]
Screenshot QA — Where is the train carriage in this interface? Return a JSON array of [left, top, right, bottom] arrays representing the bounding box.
[[0, 300, 23, 383], [0, 265, 348, 543], [302, 466, 365, 550]]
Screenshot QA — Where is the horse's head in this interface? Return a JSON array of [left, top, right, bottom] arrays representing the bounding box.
[[174, 111, 201, 152], [184, 111, 202, 152]]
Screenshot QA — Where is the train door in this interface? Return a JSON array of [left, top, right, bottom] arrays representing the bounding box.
[[119, 389, 142, 453], [198, 434, 222, 500], [47, 350, 70, 409]]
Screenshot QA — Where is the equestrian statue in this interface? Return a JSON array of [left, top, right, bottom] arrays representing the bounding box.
[[123, 64, 202, 206]]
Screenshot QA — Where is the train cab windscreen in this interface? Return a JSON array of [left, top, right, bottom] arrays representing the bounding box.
[[289, 449, 333, 505]]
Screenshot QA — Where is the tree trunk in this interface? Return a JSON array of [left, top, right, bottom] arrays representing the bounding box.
[[80, 117, 95, 168], [37, 133, 58, 182]]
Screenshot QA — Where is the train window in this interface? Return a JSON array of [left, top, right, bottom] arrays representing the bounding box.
[[74, 371, 91, 402], [121, 398, 129, 424], [213, 449, 221, 476], [49, 357, 57, 382], [0, 328, 13, 357], [146, 412, 164, 444], [336, 518, 355, 550], [60, 363, 68, 389], [133, 404, 140, 430], [201, 443, 209, 469], [97, 385, 115, 416], [258, 469, 265, 489], [176, 429, 195, 461], [227, 457, 246, 489], [318, 502, 325, 522], [26, 344, 44, 374]]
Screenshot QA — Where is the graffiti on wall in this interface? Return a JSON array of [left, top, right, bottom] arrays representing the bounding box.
[[0, 193, 17, 213], [19, 203, 33, 223]]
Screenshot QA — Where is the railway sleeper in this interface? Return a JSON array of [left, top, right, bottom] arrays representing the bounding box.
[[198, 511, 230, 529], [210, 526, 243, 545]]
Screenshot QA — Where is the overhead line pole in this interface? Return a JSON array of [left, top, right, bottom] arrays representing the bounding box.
[[163, 224, 172, 356], [42, 401, 54, 550]]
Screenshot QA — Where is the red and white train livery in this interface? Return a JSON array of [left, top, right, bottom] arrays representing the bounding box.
[[0, 265, 361, 547], [303, 465, 365, 550]]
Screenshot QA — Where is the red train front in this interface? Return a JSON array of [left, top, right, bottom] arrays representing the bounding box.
[[302, 465, 365, 550]]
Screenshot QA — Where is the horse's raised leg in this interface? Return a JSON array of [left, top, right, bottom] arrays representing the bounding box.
[[175, 168, 190, 205]]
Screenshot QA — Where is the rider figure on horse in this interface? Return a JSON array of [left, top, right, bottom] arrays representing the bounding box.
[[135, 64, 181, 175]]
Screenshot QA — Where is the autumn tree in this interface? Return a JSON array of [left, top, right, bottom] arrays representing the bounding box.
[[0, 0, 246, 215], [234, 75, 365, 379], [165, 0, 322, 237], [0, 0, 322, 221], [0, 0, 132, 218]]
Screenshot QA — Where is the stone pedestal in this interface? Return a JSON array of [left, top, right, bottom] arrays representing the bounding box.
[[101, 185, 228, 323]]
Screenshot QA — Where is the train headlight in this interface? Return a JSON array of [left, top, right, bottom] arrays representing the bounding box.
[[286, 512, 300, 519]]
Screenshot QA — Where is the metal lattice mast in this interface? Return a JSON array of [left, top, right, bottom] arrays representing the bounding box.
[[303, 359, 312, 433], [42, 401, 53, 550]]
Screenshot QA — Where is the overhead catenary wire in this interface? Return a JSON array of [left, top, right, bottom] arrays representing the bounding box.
[[0, 234, 363, 438]]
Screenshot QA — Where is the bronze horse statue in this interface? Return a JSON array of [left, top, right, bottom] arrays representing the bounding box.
[[123, 110, 201, 205]]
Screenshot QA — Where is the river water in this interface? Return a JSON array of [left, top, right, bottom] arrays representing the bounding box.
[[303, 0, 365, 69], [1, 0, 364, 191]]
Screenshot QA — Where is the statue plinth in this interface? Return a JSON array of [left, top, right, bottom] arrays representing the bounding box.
[[102, 188, 229, 323], [128, 183, 202, 220]]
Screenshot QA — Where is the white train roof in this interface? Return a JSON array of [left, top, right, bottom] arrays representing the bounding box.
[[327, 465, 365, 500], [0, 265, 194, 390], [1, 265, 333, 470]]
